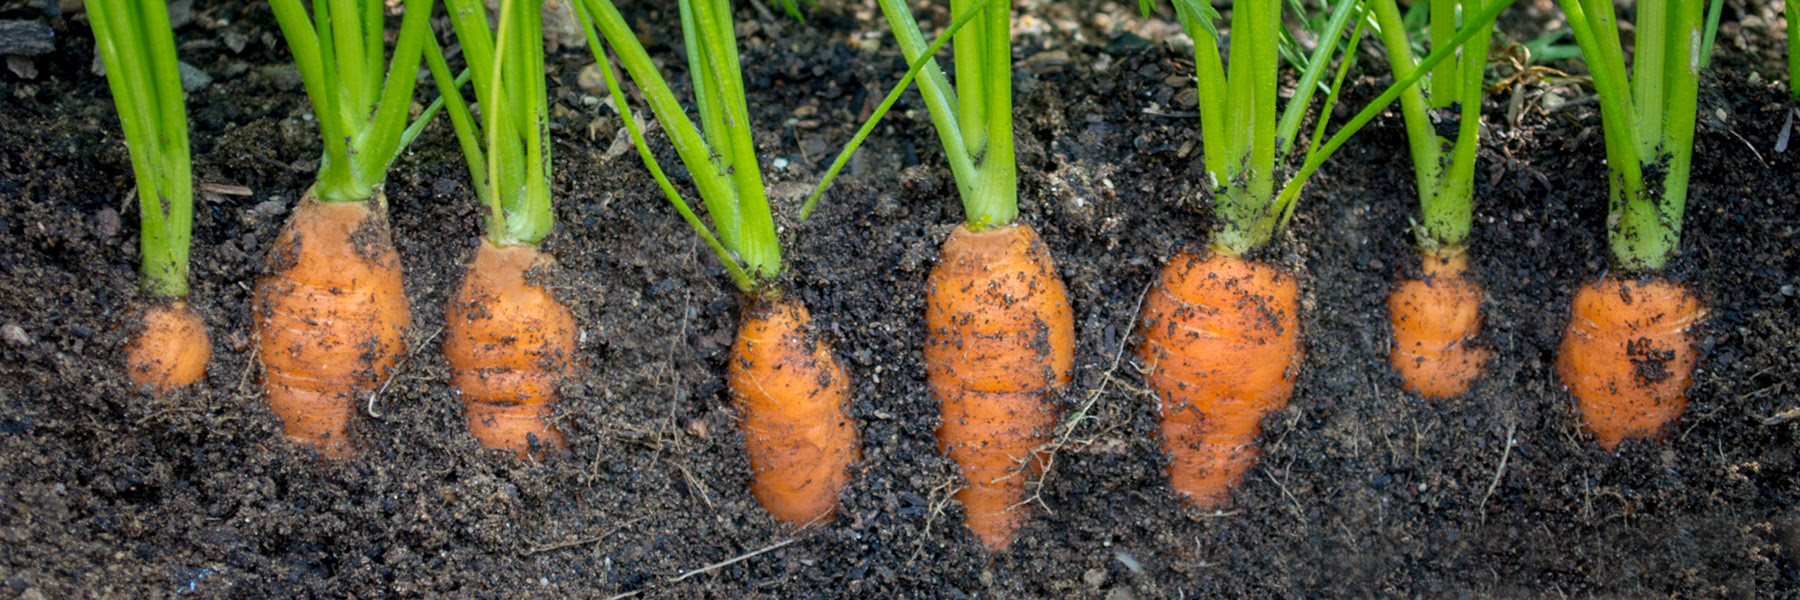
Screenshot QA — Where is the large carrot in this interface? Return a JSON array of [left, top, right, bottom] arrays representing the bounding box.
[[1137, 0, 1510, 506], [89, 0, 212, 394], [256, 0, 436, 458], [730, 297, 859, 523], [1138, 251, 1300, 507], [255, 195, 411, 459], [927, 223, 1073, 547], [428, 0, 576, 458], [1366, 0, 1498, 398], [443, 243, 575, 457], [1388, 251, 1491, 398], [1554, 0, 1707, 448], [574, 0, 860, 523], [1557, 277, 1704, 449]]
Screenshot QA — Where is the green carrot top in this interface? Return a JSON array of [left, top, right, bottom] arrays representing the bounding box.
[[268, 0, 437, 203], [425, 0, 555, 247], [90, 0, 193, 299], [573, 0, 782, 293]]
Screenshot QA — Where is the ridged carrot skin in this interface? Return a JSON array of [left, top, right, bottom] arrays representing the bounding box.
[[254, 193, 411, 459], [1139, 250, 1301, 508], [126, 301, 211, 394], [926, 222, 1073, 549], [728, 296, 860, 525], [1388, 251, 1491, 398], [1557, 276, 1705, 450], [444, 239, 576, 458]]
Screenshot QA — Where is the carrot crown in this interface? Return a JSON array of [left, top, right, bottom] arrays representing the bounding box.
[[424, 0, 555, 247], [1367, 0, 1497, 253], [268, 0, 436, 203], [89, 0, 193, 299], [1141, 0, 1516, 256], [1555, 0, 1709, 272], [572, 0, 787, 294]]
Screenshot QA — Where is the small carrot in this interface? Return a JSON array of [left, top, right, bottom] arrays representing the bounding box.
[[729, 297, 860, 524], [1388, 251, 1491, 398], [1556, 277, 1705, 449], [254, 195, 412, 459], [90, 0, 212, 395], [444, 241, 575, 458], [126, 302, 211, 393], [1138, 250, 1301, 508], [927, 222, 1074, 549]]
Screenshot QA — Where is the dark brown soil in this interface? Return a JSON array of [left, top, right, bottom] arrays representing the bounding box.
[[2, 1, 1797, 598]]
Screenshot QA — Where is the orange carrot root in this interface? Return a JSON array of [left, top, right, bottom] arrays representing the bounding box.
[[445, 239, 576, 458], [254, 193, 411, 459], [1388, 251, 1492, 398], [126, 301, 211, 394], [1557, 276, 1705, 449], [925, 222, 1073, 549], [729, 296, 860, 525], [1139, 250, 1301, 508]]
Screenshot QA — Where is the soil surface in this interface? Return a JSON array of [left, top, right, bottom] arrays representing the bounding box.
[[2, 0, 1798, 597]]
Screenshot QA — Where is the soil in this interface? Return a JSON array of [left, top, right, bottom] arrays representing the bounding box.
[[2, 0, 1798, 598]]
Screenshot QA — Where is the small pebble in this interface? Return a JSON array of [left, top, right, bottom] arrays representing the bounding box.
[[2, 324, 29, 347], [1780, 284, 1794, 297], [1082, 568, 1107, 586], [177, 61, 211, 92]]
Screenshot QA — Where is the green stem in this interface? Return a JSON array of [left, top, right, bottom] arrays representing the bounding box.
[[801, 0, 995, 221], [1634, 0, 1668, 158], [964, 0, 1017, 229], [1787, 0, 1799, 100], [1427, 0, 1493, 250], [688, 0, 780, 276], [1274, 0, 1518, 216], [571, 0, 755, 292], [1428, 0, 1458, 108], [873, 0, 979, 204], [1372, 0, 1445, 221], [1274, 0, 1361, 157], [1210, 0, 1283, 255], [91, 0, 192, 299]]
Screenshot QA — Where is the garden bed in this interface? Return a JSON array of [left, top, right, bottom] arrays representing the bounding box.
[[0, 0, 1796, 596]]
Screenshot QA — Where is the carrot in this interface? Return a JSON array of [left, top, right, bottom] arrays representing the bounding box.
[[1387, 251, 1492, 398], [254, 195, 411, 459], [1556, 277, 1705, 449], [575, 0, 863, 522], [444, 240, 575, 458], [728, 296, 860, 524], [89, 0, 211, 396], [926, 222, 1074, 549], [126, 302, 211, 393], [1138, 250, 1301, 508]]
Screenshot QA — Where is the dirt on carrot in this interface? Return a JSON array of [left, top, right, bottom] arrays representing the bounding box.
[[925, 221, 1074, 549], [444, 239, 576, 458], [125, 300, 212, 394], [254, 193, 411, 459], [1556, 275, 1706, 449], [728, 294, 859, 525], [0, 1, 1796, 597], [1388, 249, 1492, 398]]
